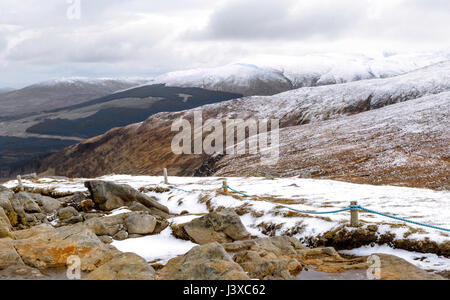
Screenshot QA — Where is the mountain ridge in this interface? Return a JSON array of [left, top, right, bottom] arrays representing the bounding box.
[[29, 60, 450, 190]]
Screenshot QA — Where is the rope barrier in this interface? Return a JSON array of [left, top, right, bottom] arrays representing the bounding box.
[[223, 184, 450, 232], [224, 185, 352, 215], [168, 185, 189, 193], [352, 205, 450, 232]]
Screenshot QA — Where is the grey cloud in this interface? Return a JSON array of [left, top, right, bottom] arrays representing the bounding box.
[[410, 0, 450, 11], [0, 0, 449, 88], [194, 0, 367, 40]]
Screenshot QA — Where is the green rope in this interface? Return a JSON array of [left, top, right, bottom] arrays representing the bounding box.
[[223, 185, 450, 232]]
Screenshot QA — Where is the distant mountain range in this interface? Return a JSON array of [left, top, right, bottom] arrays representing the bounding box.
[[0, 83, 241, 178], [0, 78, 149, 120], [0, 87, 15, 95], [152, 52, 450, 95], [1, 52, 449, 183], [25, 84, 242, 138], [28, 60, 450, 190]]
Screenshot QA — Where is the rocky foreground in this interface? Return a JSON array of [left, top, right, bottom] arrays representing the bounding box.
[[0, 180, 446, 280]]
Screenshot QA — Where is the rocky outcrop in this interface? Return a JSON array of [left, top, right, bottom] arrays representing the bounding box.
[[83, 252, 156, 280], [30, 193, 61, 214], [84, 211, 168, 241], [223, 236, 306, 280], [0, 208, 13, 239], [58, 206, 80, 221], [84, 181, 169, 216], [158, 242, 250, 280], [15, 192, 41, 213], [60, 192, 87, 212], [125, 213, 157, 235], [84, 214, 126, 237], [0, 186, 14, 212], [13, 224, 119, 271], [0, 188, 51, 229], [0, 238, 22, 269], [0, 237, 45, 280], [375, 254, 445, 280], [175, 209, 250, 244]]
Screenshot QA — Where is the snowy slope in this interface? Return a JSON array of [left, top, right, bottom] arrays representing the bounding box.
[[0, 87, 15, 95], [201, 60, 450, 126], [215, 91, 450, 189], [241, 52, 450, 87], [32, 77, 150, 88], [154, 63, 292, 96], [153, 52, 450, 95]]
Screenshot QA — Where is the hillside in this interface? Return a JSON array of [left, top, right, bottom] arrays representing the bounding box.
[[153, 53, 450, 95], [24, 85, 242, 138], [30, 61, 450, 189], [154, 63, 293, 96], [215, 92, 450, 190], [0, 78, 148, 120], [0, 87, 15, 95], [0, 85, 242, 179]]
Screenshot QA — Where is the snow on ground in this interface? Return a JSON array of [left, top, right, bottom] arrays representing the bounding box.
[[4, 175, 449, 270], [109, 207, 132, 216], [340, 245, 449, 273], [112, 223, 197, 265]]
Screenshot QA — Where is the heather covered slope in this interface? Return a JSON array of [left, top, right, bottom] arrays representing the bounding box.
[[215, 92, 450, 190], [32, 62, 450, 189]]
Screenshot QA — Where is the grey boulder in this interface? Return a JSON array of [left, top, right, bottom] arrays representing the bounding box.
[[125, 213, 157, 235], [84, 181, 169, 215], [182, 208, 251, 245]]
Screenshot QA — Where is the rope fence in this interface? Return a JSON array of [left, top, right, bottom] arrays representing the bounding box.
[[221, 182, 450, 233], [159, 169, 449, 232]]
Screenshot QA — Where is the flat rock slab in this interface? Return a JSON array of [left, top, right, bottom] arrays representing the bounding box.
[[375, 254, 446, 280]]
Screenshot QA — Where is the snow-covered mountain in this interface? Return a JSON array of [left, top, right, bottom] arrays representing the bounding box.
[[240, 52, 450, 87], [154, 63, 293, 96], [30, 60, 450, 190], [210, 60, 450, 126], [0, 78, 149, 119], [153, 52, 450, 95], [0, 87, 15, 95]]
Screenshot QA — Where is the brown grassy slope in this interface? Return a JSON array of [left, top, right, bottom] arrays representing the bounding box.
[[37, 112, 207, 178], [215, 92, 450, 190]]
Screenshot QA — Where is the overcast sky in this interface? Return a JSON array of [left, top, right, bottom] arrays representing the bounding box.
[[1, 0, 449, 88]]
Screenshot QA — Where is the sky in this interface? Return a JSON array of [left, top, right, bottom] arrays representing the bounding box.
[[0, 0, 449, 88]]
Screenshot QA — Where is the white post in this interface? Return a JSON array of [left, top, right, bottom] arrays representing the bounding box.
[[163, 168, 168, 184], [350, 201, 359, 227], [17, 175, 23, 191]]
